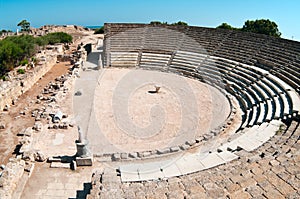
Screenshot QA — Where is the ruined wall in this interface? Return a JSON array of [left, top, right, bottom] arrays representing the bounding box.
[[0, 54, 57, 111]]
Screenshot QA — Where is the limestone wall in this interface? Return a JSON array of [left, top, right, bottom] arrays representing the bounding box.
[[0, 54, 57, 111]]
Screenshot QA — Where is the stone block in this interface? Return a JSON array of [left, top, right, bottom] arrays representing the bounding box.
[[50, 162, 70, 169], [112, 153, 120, 161], [180, 144, 190, 150], [47, 156, 61, 163], [157, 148, 170, 154], [195, 137, 204, 143], [129, 152, 138, 158], [120, 153, 128, 159], [170, 146, 180, 152], [186, 140, 196, 146], [71, 160, 77, 170], [76, 156, 93, 166], [143, 151, 151, 157]]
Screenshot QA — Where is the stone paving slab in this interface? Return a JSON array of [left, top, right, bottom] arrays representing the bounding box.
[[120, 151, 238, 182], [219, 120, 283, 152], [217, 151, 239, 162], [161, 161, 182, 178], [175, 154, 205, 175], [199, 152, 225, 168]]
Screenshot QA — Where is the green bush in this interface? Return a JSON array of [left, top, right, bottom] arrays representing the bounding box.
[[216, 23, 237, 30], [42, 32, 73, 45], [0, 32, 72, 76], [20, 59, 28, 66], [94, 26, 104, 34], [171, 21, 188, 26], [1, 75, 8, 81], [17, 68, 25, 74], [217, 19, 281, 37], [150, 21, 168, 25]]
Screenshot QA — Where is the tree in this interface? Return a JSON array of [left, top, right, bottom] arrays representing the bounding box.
[[150, 21, 168, 25], [171, 21, 188, 26], [42, 32, 73, 45], [17, 20, 30, 32], [216, 19, 281, 37], [216, 23, 237, 30], [94, 26, 104, 34], [241, 19, 281, 37]]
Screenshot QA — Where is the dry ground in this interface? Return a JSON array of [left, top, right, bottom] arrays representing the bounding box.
[[0, 62, 71, 165], [90, 68, 231, 154]]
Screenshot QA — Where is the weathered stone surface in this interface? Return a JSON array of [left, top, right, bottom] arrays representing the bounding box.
[[76, 157, 93, 166], [129, 152, 138, 158], [33, 121, 43, 131], [34, 151, 46, 162], [50, 162, 70, 169], [170, 146, 180, 152], [120, 153, 128, 159], [157, 148, 170, 154], [112, 153, 120, 161], [22, 150, 35, 162]]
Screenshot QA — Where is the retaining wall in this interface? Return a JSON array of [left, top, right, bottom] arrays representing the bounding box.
[[0, 54, 57, 111]]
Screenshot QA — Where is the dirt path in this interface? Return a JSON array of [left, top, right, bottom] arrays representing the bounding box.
[[0, 62, 71, 165]]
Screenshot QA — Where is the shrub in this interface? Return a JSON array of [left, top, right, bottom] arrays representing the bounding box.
[[217, 23, 237, 30], [150, 21, 168, 25], [1, 75, 8, 81], [42, 32, 73, 45], [171, 21, 188, 26], [20, 59, 28, 66], [17, 68, 25, 74], [94, 26, 104, 34], [0, 32, 72, 76]]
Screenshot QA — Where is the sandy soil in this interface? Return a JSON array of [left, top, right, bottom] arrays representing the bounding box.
[[91, 68, 231, 153]]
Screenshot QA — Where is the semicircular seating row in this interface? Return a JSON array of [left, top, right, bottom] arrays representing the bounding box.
[[103, 24, 300, 182], [108, 49, 300, 136], [104, 25, 300, 128], [104, 24, 300, 94]]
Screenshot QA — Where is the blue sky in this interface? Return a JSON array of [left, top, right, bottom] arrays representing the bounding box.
[[0, 0, 299, 41]]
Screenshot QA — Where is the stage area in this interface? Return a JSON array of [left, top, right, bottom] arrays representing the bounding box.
[[87, 68, 230, 154]]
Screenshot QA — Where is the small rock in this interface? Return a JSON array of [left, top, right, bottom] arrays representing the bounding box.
[[3, 104, 9, 111], [22, 150, 35, 162], [33, 122, 42, 131], [35, 151, 46, 162], [24, 162, 34, 173], [0, 124, 5, 129], [75, 90, 82, 96], [37, 94, 43, 100]]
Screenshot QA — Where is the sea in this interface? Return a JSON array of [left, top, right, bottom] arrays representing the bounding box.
[[85, 26, 102, 29]]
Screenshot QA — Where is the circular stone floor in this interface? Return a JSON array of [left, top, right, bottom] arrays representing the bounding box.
[[88, 68, 230, 154]]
